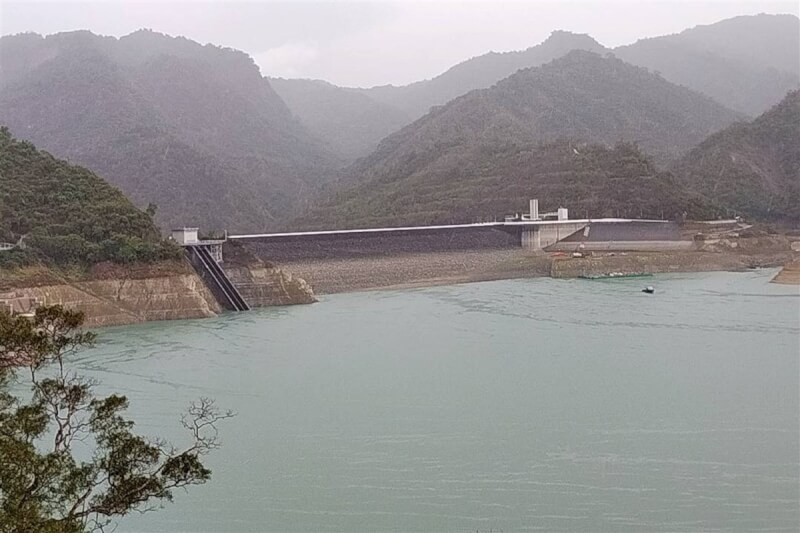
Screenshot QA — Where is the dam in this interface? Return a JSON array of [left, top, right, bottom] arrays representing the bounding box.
[[175, 200, 685, 303]]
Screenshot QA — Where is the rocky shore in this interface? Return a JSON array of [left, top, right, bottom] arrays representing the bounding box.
[[0, 257, 316, 327], [3, 237, 794, 328]]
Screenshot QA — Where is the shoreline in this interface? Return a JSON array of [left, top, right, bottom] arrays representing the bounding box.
[[3, 249, 796, 328], [272, 249, 798, 296]]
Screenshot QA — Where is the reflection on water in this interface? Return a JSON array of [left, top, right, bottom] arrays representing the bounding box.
[[75, 270, 799, 532]]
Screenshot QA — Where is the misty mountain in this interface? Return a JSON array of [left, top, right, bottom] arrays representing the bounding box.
[[268, 30, 604, 162], [273, 16, 797, 161], [615, 14, 800, 115], [269, 77, 412, 160], [299, 51, 740, 228], [0, 30, 339, 232], [357, 30, 607, 120], [673, 90, 799, 221]]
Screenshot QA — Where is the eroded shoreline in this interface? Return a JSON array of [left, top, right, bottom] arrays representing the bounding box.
[[274, 249, 798, 295]]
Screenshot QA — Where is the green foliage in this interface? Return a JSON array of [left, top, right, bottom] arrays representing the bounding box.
[[300, 51, 742, 229], [0, 305, 231, 532], [0, 128, 181, 267], [0, 30, 337, 232], [305, 140, 721, 229], [674, 91, 800, 221]]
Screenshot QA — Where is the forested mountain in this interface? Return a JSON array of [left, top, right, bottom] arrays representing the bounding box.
[[673, 91, 800, 221], [354, 50, 739, 171], [303, 141, 716, 229], [269, 78, 412, 160], [0, 30, 339, 231], [0, 128, 178, 268], [271, 15, 797, 161], [299, 51, 739, 229], [357, 31, 606, 120], [615, 14, 799, 115]]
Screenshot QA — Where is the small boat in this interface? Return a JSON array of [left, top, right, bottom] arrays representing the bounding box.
[[642, 286, 655, 294]]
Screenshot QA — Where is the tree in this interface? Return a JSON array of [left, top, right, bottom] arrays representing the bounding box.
[[0, 305, 232, 532]]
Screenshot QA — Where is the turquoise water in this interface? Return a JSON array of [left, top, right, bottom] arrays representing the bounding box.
[[73, 270, 799, 532]]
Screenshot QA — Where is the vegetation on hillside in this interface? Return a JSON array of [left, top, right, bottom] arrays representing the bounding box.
[[0, 127, 179, 268], [673, 91, 800, 221], [0, 30, 338, 232], [304, 141, 719, 229], [351, 50, 741, 179]]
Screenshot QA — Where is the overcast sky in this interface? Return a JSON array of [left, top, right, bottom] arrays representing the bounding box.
[[1, 0, 797, 87]]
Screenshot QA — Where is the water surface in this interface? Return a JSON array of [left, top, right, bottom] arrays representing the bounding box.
[[73, 270, 800, 532]]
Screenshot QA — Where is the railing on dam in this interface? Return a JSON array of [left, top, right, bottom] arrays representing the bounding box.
[[227, 218, 671, 255], [227, 218, 668, 241]]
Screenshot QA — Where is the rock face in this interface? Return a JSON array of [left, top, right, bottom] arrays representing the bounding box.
[[10, 274, 221, 327], [223, 266, 316, 306], [4, 265, 317, 327]]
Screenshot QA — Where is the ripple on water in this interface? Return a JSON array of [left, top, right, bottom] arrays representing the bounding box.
[[75, 272, 799, 532]]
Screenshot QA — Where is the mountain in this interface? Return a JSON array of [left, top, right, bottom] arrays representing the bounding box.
[[269, 78, 412, 160], [358, 50, 740, 167], [304, 141, 716, 230], [300, 51, 739, 229], [673, 91, 799, 221], [615, 14, 800, 115], [357, 30, 607, 119], [0, 127, 177, 268], [0, 30, 339, 232], [272, 16, 797, 161]]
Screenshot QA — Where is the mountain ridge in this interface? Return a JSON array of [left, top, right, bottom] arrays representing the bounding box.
[[274, 15, 798, 160], [0, 29, 340, 232], [297, 51, 742, 229]]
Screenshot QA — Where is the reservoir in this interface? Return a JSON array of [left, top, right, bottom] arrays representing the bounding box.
[[72, 270, 799, 532]]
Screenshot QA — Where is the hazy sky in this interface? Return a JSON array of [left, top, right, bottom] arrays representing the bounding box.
[[1, 0, 797, 87]]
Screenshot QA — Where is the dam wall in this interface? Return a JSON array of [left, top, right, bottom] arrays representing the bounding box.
[[242, 226, 519, 262]]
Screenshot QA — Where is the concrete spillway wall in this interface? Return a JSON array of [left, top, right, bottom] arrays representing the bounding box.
[[242, 226, 519, 262], [520, 222, 588, 250]]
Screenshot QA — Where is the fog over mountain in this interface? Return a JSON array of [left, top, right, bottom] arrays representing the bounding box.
[[357, 31, 607, 119], [300, 51, 742, 228], [275, 14, 798, 160], [3, 0, 795, 87], [615, 14, 800, 115], [268, 77, 412, 161], [0, 30, 338, 232], [1, 9, 797, 232]]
